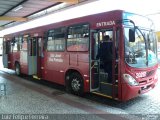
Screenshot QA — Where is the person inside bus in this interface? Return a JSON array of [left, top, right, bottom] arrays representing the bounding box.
[[97, 35, 113, 83]]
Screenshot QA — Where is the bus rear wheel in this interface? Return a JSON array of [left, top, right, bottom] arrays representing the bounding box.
[[69, 72, 84, 95], [15, 63, 21, 76]]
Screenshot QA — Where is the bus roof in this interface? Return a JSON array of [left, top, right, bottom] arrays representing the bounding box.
[[4, 10, 124, 38]]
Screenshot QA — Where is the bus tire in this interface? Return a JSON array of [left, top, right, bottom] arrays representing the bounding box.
[[69, 72, 84, 96], [15, 63, 21, 76]]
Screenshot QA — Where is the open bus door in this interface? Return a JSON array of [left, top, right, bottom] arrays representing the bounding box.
[[3, 39, 10, 68], [28, 37, 42, 78], [90, 29, 118, 100], [90, 30, 100, 91]]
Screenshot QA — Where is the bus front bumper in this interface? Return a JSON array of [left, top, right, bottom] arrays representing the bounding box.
[[121, 78, 158, 101]]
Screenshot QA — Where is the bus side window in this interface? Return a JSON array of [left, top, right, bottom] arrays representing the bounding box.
[[67, 24, 89, 51], [19, 36, 23, 51], [13, 37, 20, 52], [47, 27, 65, 52]]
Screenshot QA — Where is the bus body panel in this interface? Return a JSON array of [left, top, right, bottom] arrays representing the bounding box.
[[121, 77, 157, 101], [43, 52, 67, 85], [119, 46, 158, 101], [8, 52, 20, 70], [42, 51, 89, 88]]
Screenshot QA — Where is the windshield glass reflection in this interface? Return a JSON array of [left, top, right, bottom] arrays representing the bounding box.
[[124, 27, 157, 68]]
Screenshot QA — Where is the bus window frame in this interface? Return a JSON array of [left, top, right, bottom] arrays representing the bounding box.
[[66, 23, 90, 52], [12, 37, 21, 52], [47, 27, 66, 52], [21, 34, 30, 52]]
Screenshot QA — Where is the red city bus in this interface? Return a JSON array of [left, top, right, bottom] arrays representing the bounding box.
[[2, 10, 158, 101]]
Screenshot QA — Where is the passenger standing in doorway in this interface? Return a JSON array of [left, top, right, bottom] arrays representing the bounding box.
[[98, 35, 113, 83]]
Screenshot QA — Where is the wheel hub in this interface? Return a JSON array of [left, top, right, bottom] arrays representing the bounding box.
[[71, 78, 80, 92]]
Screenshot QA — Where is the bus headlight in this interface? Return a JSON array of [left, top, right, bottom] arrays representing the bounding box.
[[123, 74, 139, 86]]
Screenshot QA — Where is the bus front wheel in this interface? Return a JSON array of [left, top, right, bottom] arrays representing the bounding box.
[[69, 72, 84, 95], [15, 63, 21, 76]]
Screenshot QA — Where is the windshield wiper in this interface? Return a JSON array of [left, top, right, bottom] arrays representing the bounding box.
[[135, 26, 148, 66]]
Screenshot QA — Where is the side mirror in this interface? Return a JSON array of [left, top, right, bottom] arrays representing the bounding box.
[[129, 28, 135, 42]]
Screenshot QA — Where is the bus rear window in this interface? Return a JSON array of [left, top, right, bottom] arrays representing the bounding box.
[[67, 24, 89, 52]]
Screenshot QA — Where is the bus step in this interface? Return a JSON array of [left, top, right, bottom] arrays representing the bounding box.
[[33, 75, 41, 80], [99, 82, 113, 96], [92, 91, 112, 99]]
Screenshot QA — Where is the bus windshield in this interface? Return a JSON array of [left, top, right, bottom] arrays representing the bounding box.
[[123, 12, 154, 29], [123, 12, 157, 68], [124, 27, 157, 68]]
